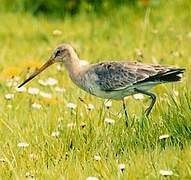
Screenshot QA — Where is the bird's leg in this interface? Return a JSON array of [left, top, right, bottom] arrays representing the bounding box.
[[134, 88, 156, 117], [122, 98, 128, 127]]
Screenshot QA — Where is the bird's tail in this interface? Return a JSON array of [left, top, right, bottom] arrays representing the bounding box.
[[158, 68, 185, 82], [143, 68, 185, 83]]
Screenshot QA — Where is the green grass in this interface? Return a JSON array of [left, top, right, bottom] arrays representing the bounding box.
[[0, 0, 191, 179]]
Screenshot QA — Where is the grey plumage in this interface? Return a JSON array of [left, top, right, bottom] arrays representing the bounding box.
[[80, 61, 185, 100], [18, 44, 185, 127]]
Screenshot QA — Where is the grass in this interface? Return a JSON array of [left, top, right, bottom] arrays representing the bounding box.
[[0, 0, 191, 179]]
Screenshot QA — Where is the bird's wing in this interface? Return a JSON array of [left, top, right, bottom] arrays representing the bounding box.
[[90, 61, 178, 91]]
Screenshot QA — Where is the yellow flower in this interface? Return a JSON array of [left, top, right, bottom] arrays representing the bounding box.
[[0, 67, 21, 80], [41, 98, 58, 105], [21, 60, 42, 69]]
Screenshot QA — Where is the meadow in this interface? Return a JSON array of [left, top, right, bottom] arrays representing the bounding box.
[[0, 0, 191, 179]]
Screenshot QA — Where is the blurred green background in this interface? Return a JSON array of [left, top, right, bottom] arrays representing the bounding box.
[[0, 0, 158, 16]]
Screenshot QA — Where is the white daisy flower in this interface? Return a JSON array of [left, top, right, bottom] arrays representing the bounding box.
[[67, 123, 76, 129], [28, 87, 39, 95], [29, 153, 37, 161], [5, 93, 14, 100], [6, 80, 18, 87], [17, 142, 29, 148], [55, 86, 65, 93], [133, 93, 144, 100], [51, 131, 60, 137], [94, 155, 101, 161], [87, 103, 95, 111], [38, 79, 48, 86], [15, 86, 26, 93], [39, 91, 52, 99], [80, 122, 86, 128], [32, 103, 42, 109], [46, 77, 58, 86], [159, 169, 173, 176], [104, 99, 112, 108], [0, 158, 6, 162], [159, 134, 170, 140], [66, 102, 77, 109], [104, 118, 115, 125], [119, 163, 125, 171], [25, 172, 34, 178], [86, 177, 99, 180]]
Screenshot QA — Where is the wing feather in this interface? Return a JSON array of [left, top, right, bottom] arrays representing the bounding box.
[[88, 61, 174, 91]]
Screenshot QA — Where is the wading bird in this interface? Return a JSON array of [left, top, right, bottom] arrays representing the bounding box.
[[18, 44, 185, 126]]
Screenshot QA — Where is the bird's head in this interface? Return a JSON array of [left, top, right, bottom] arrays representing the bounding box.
[[18, 43, 78, 88], [52, 44, 78, 64]]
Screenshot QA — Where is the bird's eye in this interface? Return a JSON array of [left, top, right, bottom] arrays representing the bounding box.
[[55, 49, 61, 56]]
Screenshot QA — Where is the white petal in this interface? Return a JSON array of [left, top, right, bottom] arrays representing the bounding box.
[[104, 118, 115, 125], [160, 169, 173, 176], [46, 77, 58, 86], [87, 103, 95, 110], [86, 177, 99, 180], [38, 79, 48, 86], [17, 142, 29, 148], [67, 123, 76, 128], [104, 99, 112, 108], [28, 87, 39, 95], [0, 158, 6, 162], [66, 102, 77, 109], [51, 131, 60, 137], [94, 155, 101, 161], [55, 86, 65, 93], [15, 86, 26, 93], [5, 93, 14, 100], [119, 163, 125, 171], [39, 91, 52, 99], [32, 103, 42, 109], [159, 134, 170, 140], [6, 80, 18, 87], [133, 93, 144, 100]]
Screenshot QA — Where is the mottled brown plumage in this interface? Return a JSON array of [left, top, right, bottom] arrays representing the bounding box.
[[18, 44, 185, 127]]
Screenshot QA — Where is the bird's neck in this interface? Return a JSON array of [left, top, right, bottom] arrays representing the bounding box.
[[64, 57, 84, 83]]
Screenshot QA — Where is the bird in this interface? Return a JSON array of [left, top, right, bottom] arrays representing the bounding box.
[[18, 44, 185, 127]]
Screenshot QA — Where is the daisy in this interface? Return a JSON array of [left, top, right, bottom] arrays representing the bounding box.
[[159, 169, 173, 176], [17, 142, 29, 148], [159, 134, 170, 140], [51, 131, 60, 137], [66, 102, 77, 109], [104, 118, 115, 125], [5, 93, 14, 100], [28, 87, 39, 95]]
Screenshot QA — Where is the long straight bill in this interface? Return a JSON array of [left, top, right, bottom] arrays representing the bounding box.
[[18, 59, 54, 88]]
